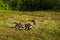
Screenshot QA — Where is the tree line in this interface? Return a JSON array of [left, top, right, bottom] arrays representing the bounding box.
[[0, 0, 60, 11]]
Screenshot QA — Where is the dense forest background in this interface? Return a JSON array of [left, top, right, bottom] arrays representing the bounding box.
[[0, 0, 60, 11]]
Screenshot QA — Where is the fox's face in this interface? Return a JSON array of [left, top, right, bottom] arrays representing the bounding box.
[[28, 19, 37, 25]]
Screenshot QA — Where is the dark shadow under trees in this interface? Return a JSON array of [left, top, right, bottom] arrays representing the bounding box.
[[1, 0, 60, 11]]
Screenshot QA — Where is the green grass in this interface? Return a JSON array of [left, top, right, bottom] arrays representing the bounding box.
[[0, 11, 60, 40]]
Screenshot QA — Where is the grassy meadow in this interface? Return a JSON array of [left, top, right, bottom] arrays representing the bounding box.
[[0, 11, 60, 40]]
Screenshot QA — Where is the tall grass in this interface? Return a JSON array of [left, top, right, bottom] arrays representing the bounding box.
[[0, 11, 60, 40]]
